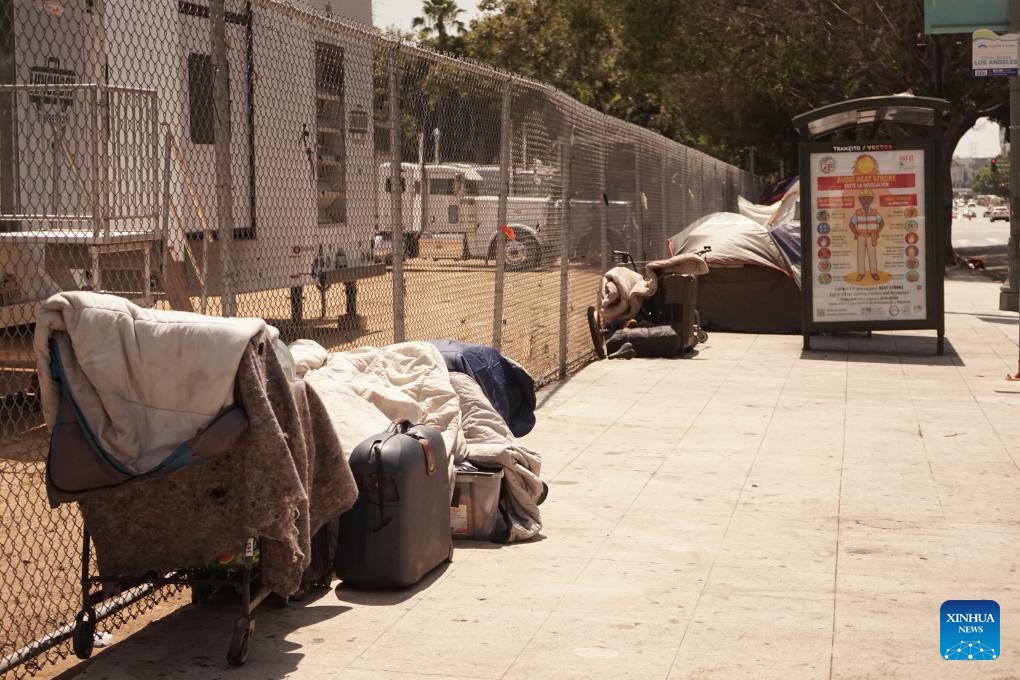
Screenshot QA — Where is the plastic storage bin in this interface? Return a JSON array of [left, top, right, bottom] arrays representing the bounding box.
[[450, 468, 504, 540]]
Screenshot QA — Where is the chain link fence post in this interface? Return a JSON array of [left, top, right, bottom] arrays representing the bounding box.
[[598, 115, 608, 272], [388, 45, 405, 343], [210, 0, 235, 317], [660, 150, 668, 251], [491, 77, 512, 352], [633, 138, 644, 262], [558, 135, 570, 379]]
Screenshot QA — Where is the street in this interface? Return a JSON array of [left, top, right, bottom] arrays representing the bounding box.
[[951, 213, 1010, 249]]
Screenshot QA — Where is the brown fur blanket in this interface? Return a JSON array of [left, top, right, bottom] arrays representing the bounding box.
[[78, 333, 357, 596]]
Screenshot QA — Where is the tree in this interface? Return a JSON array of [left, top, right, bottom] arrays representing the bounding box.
[[462, 0, 1009, 256], [412, 0, 468, 54], [466, 0, 624, 112], [972, 157, 1009, 197]]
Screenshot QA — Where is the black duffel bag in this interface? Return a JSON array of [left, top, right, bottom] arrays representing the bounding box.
[[605, 325, 684, 358]]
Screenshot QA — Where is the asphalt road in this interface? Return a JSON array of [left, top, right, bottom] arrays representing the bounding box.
[[951, 214, 1010, 249]]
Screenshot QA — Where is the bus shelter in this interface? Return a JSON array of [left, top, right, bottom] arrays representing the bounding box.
[[793, 95, 950, 355]]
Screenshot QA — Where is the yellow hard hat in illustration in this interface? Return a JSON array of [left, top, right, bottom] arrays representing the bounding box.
[[858, 188, 875, 197]]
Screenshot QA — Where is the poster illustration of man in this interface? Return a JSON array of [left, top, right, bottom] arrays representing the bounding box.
[[810, 146, 926, 323], [848, 187, 884, 282]]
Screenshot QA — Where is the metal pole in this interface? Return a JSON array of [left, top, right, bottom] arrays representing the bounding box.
[[210, 0, 236, 316], [389, 48, 406, 343], [634, 141, 644, 261], [1004, 0, 1020, 312], [90, 87, 100, 240], [99, 87, 109, 239], [599, 117, 608, 272], [86, 0, 106, 239], [660, 152, 668, 258], [558, 139, 570, 379], [491, 78, 512, 351], [160, 128, 172, 287], [1010, 0, 1020, 372], [418, 129, 427, 251], [151, 91, 159, 233]]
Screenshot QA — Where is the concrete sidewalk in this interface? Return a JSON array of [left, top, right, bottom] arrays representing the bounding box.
[[51, 275, 1020, 680]]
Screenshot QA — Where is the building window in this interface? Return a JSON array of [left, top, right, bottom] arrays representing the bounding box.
[[187, 53, 218, 144], [315, 43, 346, 226]]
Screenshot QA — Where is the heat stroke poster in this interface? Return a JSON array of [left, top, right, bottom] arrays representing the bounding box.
[[809, 147, 926, 323]]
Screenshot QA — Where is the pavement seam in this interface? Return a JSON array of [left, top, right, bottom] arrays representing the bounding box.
[[505, 355, 734, 680], [670, 334, 797, 675], [827, 346, 849, 680]]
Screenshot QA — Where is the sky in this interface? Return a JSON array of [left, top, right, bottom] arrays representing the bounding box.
[[954, 117, 1002, 158], [373, 0, 483, 34]]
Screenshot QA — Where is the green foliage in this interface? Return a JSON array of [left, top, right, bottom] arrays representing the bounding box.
[[413, 0, 468, 54], [972, 157, 1009, 197], [460, 0, 1007, 181], [465, 0, 624, 112]]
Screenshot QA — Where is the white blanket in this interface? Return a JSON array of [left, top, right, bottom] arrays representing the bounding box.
[[449, 372, 543, 542], [295, 341, 467, 489], [35, 292, 275, 474]]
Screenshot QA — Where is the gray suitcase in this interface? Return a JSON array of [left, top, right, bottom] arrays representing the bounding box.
[[336, 420, 452, 588]]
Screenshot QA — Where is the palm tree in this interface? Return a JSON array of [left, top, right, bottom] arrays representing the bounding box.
[[412, 0, 466, 53]]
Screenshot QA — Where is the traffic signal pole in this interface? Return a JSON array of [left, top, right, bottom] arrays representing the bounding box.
[[1007, 0, 1020, 378]]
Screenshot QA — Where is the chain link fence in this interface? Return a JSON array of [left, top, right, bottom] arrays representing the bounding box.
[[0, 1, 761, 676]]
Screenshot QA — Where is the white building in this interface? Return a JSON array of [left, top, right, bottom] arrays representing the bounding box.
[[0, 0, 379, 324]]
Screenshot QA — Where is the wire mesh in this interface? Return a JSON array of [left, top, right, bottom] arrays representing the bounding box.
[[0, 1, 762, 677]]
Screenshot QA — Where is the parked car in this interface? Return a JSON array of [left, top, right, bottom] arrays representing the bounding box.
[[991, 206, 1010, 222]]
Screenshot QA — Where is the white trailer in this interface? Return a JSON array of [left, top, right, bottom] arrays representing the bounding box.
[[0, 0, 378, 326], [374, 162, 635, 271]]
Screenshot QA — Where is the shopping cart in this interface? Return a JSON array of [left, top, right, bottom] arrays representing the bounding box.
[[586, 248, 710, 359]]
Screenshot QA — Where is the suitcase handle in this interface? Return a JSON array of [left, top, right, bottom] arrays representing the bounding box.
[[388, 418, 412, 434], [370, 439, 392, 533], [409, 432, 437, 475], [389, 419, 438, 476]]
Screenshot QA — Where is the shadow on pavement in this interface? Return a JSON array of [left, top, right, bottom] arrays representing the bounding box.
[[800, 333, 958, 365]]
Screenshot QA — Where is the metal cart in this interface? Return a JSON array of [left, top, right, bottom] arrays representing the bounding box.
[[587, 249, 710, 359]]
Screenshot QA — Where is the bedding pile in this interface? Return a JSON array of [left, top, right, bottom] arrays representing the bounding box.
[[294, 339, 544, 542]]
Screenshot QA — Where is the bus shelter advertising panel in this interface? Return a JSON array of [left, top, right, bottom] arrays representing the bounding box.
[[807, 144, 928, 324]]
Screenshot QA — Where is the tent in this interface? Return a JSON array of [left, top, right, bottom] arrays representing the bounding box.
[[668, 212, 802, 334]]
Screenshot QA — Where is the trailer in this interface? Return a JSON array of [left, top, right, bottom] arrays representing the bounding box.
[[373, 162, 636, 271], [0, 0, 379, 328]]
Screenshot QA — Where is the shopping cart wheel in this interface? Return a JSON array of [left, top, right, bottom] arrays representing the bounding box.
[[586, 306, 606, 359], [697, 330, 708, 344], [190, 582, 215, 604], [72, 608, 97, 660], [227, 615, 255, 667]]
